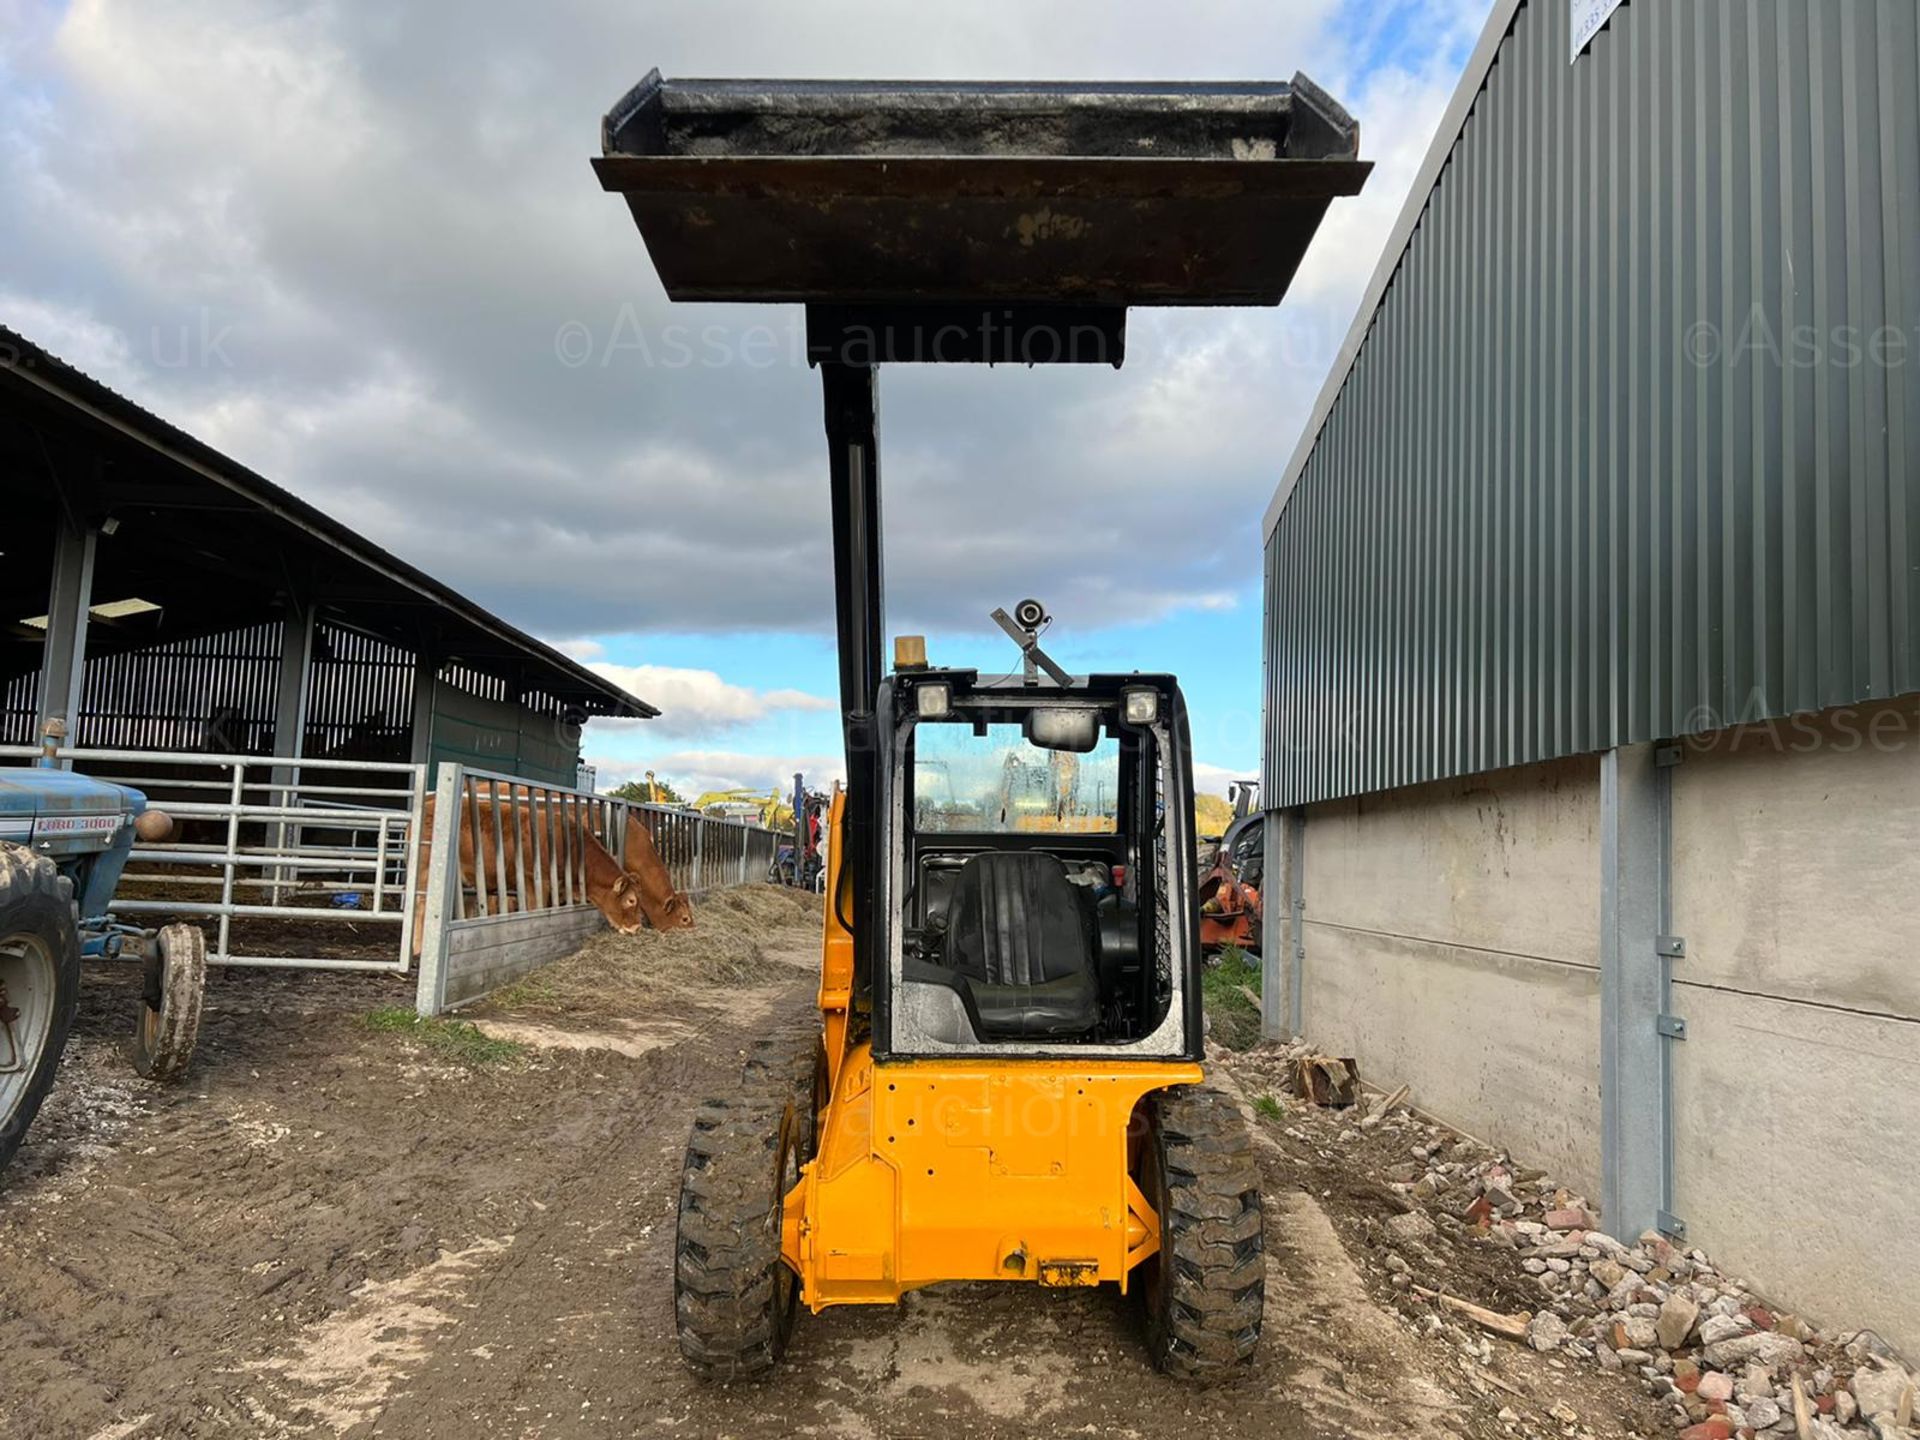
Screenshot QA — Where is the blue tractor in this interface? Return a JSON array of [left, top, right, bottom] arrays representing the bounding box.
[[0, 741, 205, 1173]]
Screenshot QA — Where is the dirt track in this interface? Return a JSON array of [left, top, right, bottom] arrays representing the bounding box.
[[1, 890, 1661, 1439]]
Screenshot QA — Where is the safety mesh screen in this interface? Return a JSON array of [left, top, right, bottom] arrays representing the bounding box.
[[1153, 735, 1171, 994]]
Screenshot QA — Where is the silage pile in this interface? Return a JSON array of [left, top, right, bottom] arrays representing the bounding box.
[[479, 885, 824, 1019]]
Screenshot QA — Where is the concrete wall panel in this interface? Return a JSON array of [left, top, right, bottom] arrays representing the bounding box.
[[1301, 923, 1603, 1200], [1307, 757, 1601, 969], [1289, 724, 1917, 1348], [1672, 710, 1920, 1023], [1671, 983, 1920, 1356]]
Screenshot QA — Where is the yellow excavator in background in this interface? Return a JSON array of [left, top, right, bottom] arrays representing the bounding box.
[[996, 749, 1110, 834], [688, 788, 795, 831]]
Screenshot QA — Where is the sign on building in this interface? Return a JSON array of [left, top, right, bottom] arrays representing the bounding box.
[[1570, 0, 1626, 60]]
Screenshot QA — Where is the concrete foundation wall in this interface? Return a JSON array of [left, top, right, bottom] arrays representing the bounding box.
[[1287, 717, 1919, 1354], [1670, 708, 1920, 1022], [1666, 708, 1920, 1353], [1301, 757, 1603, 1196]]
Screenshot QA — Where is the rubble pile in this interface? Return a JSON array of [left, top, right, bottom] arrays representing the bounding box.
[[1228, 1039, 1916, 1440]]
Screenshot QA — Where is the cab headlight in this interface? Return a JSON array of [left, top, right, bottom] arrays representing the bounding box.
[[1122, 687, 1159, 725], [915, 683, 952, 719]]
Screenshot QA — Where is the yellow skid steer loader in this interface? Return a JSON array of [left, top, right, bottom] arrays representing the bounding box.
[[593, 72, 1368, 1380]]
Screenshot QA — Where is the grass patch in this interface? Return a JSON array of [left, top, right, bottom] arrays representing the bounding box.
[[362, 1005, 526, 1066], [1253, 1094, 1285, 1122], [1202, 945, 1263, 1051]]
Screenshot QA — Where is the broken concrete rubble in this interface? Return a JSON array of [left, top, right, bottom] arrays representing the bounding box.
[[1697, 1371, 1735, 1403], [1659, 1295, 1702, 1351], [1703, 1331, 1807, 1373], [1385, 1208, 1440, 1245], [1699, 1313, 1754, 1347], [1228, 1035, 1917, 1440], [1526, 1309, 1569, 1352], [1852, 1359, 1918, 1424]]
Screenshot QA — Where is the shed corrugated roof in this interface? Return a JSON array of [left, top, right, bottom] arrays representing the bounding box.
[[1, 324, 656, 719]]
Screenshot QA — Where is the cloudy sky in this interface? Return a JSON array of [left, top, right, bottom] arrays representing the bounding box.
[[1, 0, 1489, 799]]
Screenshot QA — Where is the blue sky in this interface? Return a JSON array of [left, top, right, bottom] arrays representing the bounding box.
[[0, 0, 1488, 800], [574, 584, 1270, 798]]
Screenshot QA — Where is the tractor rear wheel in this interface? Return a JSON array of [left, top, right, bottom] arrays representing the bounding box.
[[674, 1032, 819, 1380], [0, 842, 81, 1175], [1137, 1085, 1265, 1381]]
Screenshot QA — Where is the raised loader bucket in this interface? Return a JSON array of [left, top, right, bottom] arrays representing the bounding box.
[[594, 73, 1369, 315]]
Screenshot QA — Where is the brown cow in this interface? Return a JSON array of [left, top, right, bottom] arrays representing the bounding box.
[[619, 810, 695, 931], [412, 793, 643, 954]]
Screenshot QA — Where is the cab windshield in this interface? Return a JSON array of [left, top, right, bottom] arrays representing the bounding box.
[[912, 722, 1119, 834]]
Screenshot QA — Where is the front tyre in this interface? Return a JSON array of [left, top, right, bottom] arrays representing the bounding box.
[[674, 1035, 817, 1380], [132, 922, 205, 1083], [1137, 1085, 1265, 1381], [0, 843, 82, 1175]]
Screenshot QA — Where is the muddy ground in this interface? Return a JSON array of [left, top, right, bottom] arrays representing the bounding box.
[[1, 889, 1666, 1439]]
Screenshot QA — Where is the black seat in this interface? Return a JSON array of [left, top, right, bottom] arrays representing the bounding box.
[[938, 852, 1099, 1039]]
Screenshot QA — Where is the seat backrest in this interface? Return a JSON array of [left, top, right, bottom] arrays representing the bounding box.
[[945, 852, 1092, 988], [917, 856, 964, 934]]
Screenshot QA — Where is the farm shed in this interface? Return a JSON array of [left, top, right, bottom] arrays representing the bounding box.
[[1, 324, 668, 982], [1260, 0, 1920, 1355], [0, 324, 654, 780]]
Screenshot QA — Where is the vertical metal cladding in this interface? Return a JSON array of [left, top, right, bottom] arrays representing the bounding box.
[[1264, 0, 1920, 808]]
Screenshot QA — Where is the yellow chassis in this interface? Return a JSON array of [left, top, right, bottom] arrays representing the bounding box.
[[787, 794, 1198, 1309]]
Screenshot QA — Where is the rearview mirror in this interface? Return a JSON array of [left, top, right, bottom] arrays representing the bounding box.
[[1024, 708, 1100, 753]]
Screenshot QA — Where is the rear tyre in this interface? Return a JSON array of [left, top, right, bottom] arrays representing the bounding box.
[[674, 1033, 819, 1380], [132, 922, 205, 1083], [1137, 1085, 1265, 1381], [0, 843, 81, 1175]]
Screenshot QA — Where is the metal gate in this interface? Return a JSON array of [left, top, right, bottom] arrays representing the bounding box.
[[4, 744, 785, 998], [0, 743, 426, 971]]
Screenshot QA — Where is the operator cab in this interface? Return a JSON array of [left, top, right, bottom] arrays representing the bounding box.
[[875, 608, 1201, 1060]]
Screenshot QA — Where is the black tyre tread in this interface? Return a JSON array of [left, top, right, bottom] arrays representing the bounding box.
[[0, 842, 81, 1175], [133, 922, 205, 1083], [1141, 1084, 1264, 1381], [0, 842, 72, 908], [673, 1031, 819, 1380], [741, 1032, 818, 1151]]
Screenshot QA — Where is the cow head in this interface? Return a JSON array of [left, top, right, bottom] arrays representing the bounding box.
[[608, 871, 644, 934], [656, 889, 696, 931]]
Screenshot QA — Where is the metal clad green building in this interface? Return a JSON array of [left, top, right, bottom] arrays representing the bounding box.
[[1259, 0, 1920, 1359], [1264, 0, 1920, 809]]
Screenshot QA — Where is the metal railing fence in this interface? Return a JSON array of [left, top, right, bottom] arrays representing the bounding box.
[[0, 743, 426, 971], [413, 765, 784, 1012], [4, 746, 784, 990]]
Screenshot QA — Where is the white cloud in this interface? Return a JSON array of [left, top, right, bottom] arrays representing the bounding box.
[[0, 291, 145, 396], [1289, 39, 1479, 311], [1193, 759, 1261, 800], [587, 663, 832, 739], [588, 749, 845, 799], [1, 0, 1488, 648], [595, 748, 1253, 811]]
